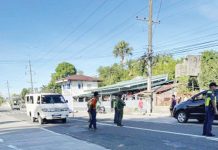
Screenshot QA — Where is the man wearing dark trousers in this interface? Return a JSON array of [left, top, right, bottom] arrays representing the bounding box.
[[203, 82, 218, 137], [113, 98, 118, 124], [116, 93, 126, 126], [88, 92, 99, 130]]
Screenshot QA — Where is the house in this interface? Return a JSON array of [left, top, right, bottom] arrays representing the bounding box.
[[56, 75, 101, 111]]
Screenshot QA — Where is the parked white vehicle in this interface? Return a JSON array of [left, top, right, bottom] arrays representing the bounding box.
[[25, 93, 69, 124]]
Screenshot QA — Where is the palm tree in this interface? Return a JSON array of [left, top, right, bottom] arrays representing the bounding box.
[[113, 41, 133, 65]]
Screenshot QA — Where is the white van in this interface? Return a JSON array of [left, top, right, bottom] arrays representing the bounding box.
[[25, 93, 69, 124]]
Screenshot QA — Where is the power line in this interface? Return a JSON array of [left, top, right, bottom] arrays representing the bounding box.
[[66, 7, 147, 60], [153, 0, 163, 36], [37, 2, 146, 68], [155, 32, 218, 49], [43, 0, 126, 63], [34, 0, 108, 62]]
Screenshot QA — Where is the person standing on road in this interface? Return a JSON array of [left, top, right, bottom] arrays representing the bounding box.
[[203, 82, 218, 137], [87, 99, 92, 122], [88, 92, 99, 130], [138, 98, 145, 115], [116, 93, 126, 126], [170, 95, 177, 116], [113, 97, 118, 124]]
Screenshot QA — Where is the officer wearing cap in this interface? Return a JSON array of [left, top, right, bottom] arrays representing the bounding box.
[[203, 82, 218, 137]]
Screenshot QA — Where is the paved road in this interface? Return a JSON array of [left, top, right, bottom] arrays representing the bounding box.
[[1, 104, 218, 150], [0, 104, 107, 150]]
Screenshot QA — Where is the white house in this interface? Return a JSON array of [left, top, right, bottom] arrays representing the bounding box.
[[56, 75, 100, 111]]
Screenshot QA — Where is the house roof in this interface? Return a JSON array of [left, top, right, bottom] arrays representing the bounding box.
[[56, 75, 100, 83], [155, 83, 175, 94], [85, 74, 169, 95]]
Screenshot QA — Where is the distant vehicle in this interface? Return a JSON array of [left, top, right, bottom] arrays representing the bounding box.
[[25, 93, 69, 124], [11, 96, 21, 110], [173, 90, 218, 123]]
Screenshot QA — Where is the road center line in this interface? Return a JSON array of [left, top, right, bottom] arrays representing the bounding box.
[[73, 118, 218, 141]]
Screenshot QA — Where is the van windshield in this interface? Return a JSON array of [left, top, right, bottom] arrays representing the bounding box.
[[41, 95, 65, 104]]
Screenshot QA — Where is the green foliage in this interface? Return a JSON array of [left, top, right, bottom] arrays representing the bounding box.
[[113, 41, 133, 65], [47, 62, 77, 93], [177, 76, 200, 95], [40, 85, 51, 93], [98, 63, 129, 86], [54, 62, 77, 79], [127, 59, 146, 77], [199, 50, 218, 89], [98, 54, 178, 87], [177, 76, 191, 95], [152, 55, 177, 80], [21, 88, 30, 100], [0, 95, 4, 106]]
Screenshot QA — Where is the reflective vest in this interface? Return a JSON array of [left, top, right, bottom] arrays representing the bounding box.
[[205, 90, 215, 107]]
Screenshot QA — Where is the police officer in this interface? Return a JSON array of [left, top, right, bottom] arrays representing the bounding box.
[[203, 82, 218, 137], [113, 97, 118, 124], [116, 93, 126, 126]]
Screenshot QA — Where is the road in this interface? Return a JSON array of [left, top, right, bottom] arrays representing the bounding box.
[[1, 104, 218, 150]]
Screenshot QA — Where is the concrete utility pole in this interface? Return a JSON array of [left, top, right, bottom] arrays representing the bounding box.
[[136, 0, 159, 113], [29, 60, 34, 93], [6, 80, 11, 101], [147, 0, 153, 92]]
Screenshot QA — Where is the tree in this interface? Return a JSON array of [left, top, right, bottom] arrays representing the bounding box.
[[127, 59, 146, 77], [176, 76, 191, 95], [48, 62, 77, 93], [199, 50, 218, 89], [113, 41, 133, 65], [54, 62, 77, 80], [21, 88, 30, 100], [152, 54, 177, 80], [98, 63, 129, 86], [0, 94, 4, 106]]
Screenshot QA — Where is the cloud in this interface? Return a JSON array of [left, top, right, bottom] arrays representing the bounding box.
[[198, 3, 218, 21]]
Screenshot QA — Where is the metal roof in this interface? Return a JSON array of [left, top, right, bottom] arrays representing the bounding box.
[[85, 74, 169, 95]]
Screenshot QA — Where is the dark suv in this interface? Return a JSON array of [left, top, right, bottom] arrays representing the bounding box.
[[173, 90, 218, 123]]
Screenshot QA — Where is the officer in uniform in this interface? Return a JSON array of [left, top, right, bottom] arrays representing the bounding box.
[[116, 93, 126, 127], [203, 82, 218, 137], [113, 97, 118, 124]]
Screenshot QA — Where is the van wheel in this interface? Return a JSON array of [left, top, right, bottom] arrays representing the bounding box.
[[177, 111, 188, 123], [38, 116, 44, 125], [62, 118, 67, 123]]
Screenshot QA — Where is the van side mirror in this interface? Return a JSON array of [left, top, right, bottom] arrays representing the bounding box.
[[65, 100, 68, 103]]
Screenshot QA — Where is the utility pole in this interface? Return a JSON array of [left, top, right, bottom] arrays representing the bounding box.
[[6, 80, 11, 101], [137, 0, 159, 113], [28, 60, 34, 93], [147, 0, 153, 92]]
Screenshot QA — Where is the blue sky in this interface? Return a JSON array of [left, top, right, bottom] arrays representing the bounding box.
[[1, 0, 218, 96]]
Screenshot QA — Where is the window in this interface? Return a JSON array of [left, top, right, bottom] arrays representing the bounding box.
[[41, 95, 66, 104], [78, 83, 81, 89], [30, 96, 34, 104], [193, 91, 207, 101], [37, 96, 41, 104], [26, 96, 29, 103]]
